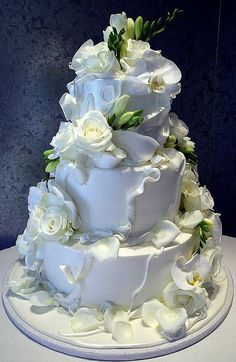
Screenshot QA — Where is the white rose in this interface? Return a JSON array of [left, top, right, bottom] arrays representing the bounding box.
[[169, 113, 189, 141], [163, 282, 207, 317], [17, 181, 81, 261], [50, 122, 78, 161], [183, 182, 214, 212], [74, 110, 113, 154], [69, 40, 120, 77]]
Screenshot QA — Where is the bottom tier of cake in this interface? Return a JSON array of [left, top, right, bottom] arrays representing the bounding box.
[[3, 259, 233, 360]]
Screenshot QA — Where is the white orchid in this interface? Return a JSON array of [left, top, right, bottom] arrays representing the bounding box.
[[120, 39, 150, 68], [123, 49, 181, 98], [171, 254, 210, 291], [141, 298, 187, 341]]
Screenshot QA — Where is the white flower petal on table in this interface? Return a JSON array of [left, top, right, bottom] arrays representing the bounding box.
[[9, 279, 39, 295], [89, 237, 120, 262], [30, 290, 54, 307], [103, 305, 133, 343], [112, 321, 133, 343], [180, 210, 204, 228], [104, 305, 129, 332], [152, 220, 181, 248], [141, 299, 161, 328], [156, 305, 187, 341], [71, 307, 101, 332]]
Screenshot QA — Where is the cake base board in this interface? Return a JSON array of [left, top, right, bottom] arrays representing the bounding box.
[[2, 260, 234, 361]]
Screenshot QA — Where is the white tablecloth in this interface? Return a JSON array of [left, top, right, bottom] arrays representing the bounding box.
[[0, 236, 235, 362]]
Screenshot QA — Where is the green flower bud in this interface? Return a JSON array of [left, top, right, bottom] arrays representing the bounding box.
[[203, 218, 214, 231], [113, 95, 130, 118], [113, 111, 134, 129], [125, 17, 135, 39], [45, 159, 60, 173], [165, 134, 177, 148], [43, 149, 53, 158], [134, 16, 143, 40]]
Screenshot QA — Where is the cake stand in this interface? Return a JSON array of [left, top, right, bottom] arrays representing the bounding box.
[[2, 260, 234, 361]]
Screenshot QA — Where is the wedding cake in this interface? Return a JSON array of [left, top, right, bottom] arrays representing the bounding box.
[[10, 10, 223, 347]]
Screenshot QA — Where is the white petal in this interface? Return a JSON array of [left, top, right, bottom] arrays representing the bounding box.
[[71, 307, 100, 332], [28, 186, 44, 212], [59, 93, 81, 121], [156, 306, 187, 341], [48, 179, 81, 229], [30, 291, 54, 307], [104, 306, 128, 331], [180, 210, 204, 228], [9, 279, 39, 295], [112, 321, 133, 343], [90, 237, 120, 262], [92, 151, 125, 168], [152, 220, 181, 248], [141, 299, 160, 328], [171, 257, 195, 291], [59, 264, 84, 284], [112, 130, 158, 165]]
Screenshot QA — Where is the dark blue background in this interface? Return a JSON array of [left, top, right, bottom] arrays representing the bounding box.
[[0, 0, 235, 250]]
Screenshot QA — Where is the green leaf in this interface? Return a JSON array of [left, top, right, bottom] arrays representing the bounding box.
[[107, 27, 125, 61], [45, 159, 60, 173], [139, 8, 183, 41], [107, 113, 116, 127], [143, 20, 150, 36], [134, 16, 143, 40]]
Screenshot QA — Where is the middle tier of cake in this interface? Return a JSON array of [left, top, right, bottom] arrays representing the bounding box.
[[55, 149, 185, 242]]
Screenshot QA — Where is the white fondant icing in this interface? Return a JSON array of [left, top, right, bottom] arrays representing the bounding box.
[[55, 150, 185, 240], [40, 232, 194, 310]]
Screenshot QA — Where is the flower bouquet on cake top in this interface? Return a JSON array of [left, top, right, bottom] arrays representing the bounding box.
[[6, 10, 229, 351]]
